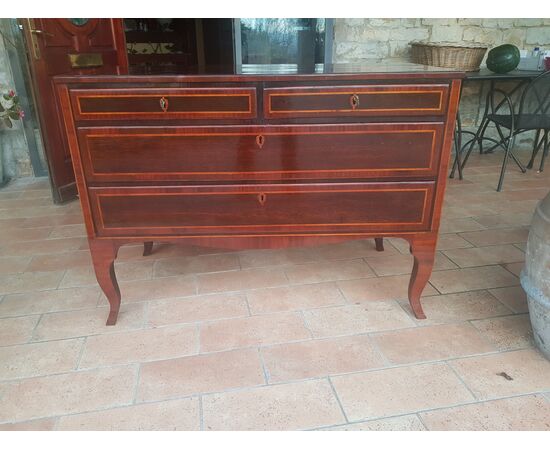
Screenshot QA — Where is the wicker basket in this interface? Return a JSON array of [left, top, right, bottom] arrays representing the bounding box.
[[410, 41, 488, 71]]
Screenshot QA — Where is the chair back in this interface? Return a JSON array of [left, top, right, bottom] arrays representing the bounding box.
[[518, 70, 550, 117]]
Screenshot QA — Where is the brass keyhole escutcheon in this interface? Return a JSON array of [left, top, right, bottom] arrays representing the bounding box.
[[258, 193, 267, 205], [159, 96, 169, 112], [256, 135, 265, 149], [350, 94, 360, 110]]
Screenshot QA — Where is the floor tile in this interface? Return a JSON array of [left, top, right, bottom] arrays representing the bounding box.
[[48, 224, 87, 239], [197, 267, 288, 294], [60, 260, 153, 288], [147, 293, 249, 327], [136, 348, 264, 402], [0, 256, 32, 275], [0, 366, 136, 423], [439, 217, 486, 233], [246, 282, 345, 314], [56, 397, 200, 430], [32, 303, 145, 341], [449, 348, 550, 400], [436, 233, 476, 250], [420, 394, 550, 430], [238, 247, 320, 269], [0, 287, 100, 318], [284, 259, 375, 284], [0, 418, 57, 431], [472, 213, 533, 229], [113, 276, 197, 303], [313, 239, 399, 260], [202, 379, 345, 430], [261, 335, 386, 383], [471, 314, 534, 350], [303, 302, 415, 338], [79, 325, 198, 368], [200, 312, 310, 352], [25, 251, 92, 272], [429, 265, 519, 294], [0, 237, 86, 257], [0, 315, 40, 346], [0, 271, 65, 295], [331, 363, 474, 421], [153, 253, 240, 277], [0, 338, 83, 380], [338, 274, 438, 302], [488, 286, 529, 313], [443, 244, 525, 268], [365, 252, 457, 277], [322, 414, 425, 431], [459, 227, 530, 246], [503, 262, 524, 277], [398, 290, 513, 325], [372, 323, 496, 364]]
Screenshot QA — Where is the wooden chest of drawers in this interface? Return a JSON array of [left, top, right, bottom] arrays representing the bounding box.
[[55, 68, 463, 325]]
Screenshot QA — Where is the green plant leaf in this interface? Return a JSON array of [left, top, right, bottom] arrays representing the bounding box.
[[12, 95, 19, 104], [3, 117, 12, 128], [0, 103, 4, 112], [2, 94, 11, 101], [8, 111, 20, 120]]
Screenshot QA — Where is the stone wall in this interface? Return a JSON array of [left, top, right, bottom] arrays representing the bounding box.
[[0, 19, 33, 182], [333, 18, 550, 143]]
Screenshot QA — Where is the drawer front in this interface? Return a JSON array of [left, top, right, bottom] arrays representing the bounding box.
[[78, 123, 444, 182], [264, 84, 449, 118], [89, 182, 435, 237], [70, 88, 257, 120]]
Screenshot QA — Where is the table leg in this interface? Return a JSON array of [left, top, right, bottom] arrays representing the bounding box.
[[143, 241, 154, 256], [407, 233, 437, 320], [89, 239, 121, 326]]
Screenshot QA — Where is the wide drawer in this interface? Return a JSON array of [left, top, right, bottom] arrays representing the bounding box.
[[88, 182, 435, 237], [264, 84, 449, 118], [77, 123, 444, 182], [70, 87, 257, 120]]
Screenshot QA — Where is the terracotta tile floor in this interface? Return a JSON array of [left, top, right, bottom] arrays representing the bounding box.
[[1, 148, 550, 431]]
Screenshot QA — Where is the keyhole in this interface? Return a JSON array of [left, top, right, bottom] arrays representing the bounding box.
[[350, 94, 360, 110], [258, 193, 267, 205], [256, 135, 265, 149], [159, 96, 169, 112]]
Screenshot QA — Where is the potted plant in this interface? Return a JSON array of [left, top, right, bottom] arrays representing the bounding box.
[[0, 88, 24, 187]]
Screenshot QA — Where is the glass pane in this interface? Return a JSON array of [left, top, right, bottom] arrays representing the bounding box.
[[240, 19, 325, 68]]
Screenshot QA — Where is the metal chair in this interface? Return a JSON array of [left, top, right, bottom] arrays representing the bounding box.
[[456, 70, 550, 191]]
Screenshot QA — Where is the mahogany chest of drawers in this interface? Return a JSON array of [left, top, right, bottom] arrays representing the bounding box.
[[55, 67, 463, 325]]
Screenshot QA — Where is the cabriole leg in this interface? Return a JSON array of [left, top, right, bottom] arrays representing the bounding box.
[[143, 241, 154, 256], [407, 234, 437, 320], [89, 239, 121, 326]]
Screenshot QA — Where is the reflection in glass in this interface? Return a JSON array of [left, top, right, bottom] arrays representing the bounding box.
[[238, 19, 326, 71]]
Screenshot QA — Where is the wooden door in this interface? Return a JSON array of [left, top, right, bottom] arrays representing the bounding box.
[[22, 18, 128, 203]]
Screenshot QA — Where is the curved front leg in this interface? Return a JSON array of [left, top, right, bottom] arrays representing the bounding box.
[[407, 234, 437, 320], [89, 239, 121, 326], [143, 241, 154, 257]]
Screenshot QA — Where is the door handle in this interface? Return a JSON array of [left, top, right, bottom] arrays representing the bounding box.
[[30, 29, 55, 37]]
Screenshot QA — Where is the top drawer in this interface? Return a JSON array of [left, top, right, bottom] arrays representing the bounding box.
[[264, 84, 449, 119], [70, 87, 257, 120]]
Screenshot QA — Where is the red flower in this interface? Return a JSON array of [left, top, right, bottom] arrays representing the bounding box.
[[19, 110, 25, 119], [8, 90, 15, 97]]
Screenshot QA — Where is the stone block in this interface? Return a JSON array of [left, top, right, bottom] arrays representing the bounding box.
[[515, 18, 544, 27], [463, 27, 503, 46], [526, 27, 550, 45], [430, 26, 464, 43], [389, 27, 429, 42], [458, 18, 483, 26], [421, 19, 458, 26], [501, 28, 527, 48]]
